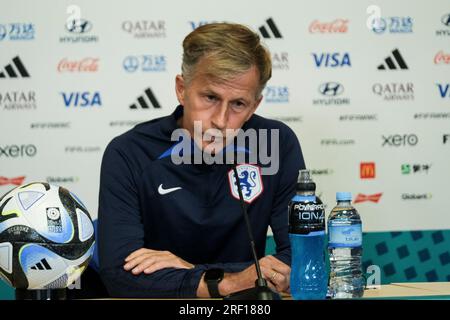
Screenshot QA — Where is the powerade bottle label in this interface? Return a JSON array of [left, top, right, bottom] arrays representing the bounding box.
[[289, 195, 325, 236], [328, 223, 362, 247]]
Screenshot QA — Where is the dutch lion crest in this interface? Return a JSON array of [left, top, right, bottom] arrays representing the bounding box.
[[228, 164, 263, 203]]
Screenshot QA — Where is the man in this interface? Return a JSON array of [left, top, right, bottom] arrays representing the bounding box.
[[98, 22, 305, 298]]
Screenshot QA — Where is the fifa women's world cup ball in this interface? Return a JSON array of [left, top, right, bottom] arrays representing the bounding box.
[[0, 182, 95, 289]]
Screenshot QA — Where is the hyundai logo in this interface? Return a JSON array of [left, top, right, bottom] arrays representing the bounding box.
[[66, 19, 92, 34], [318, 82, 344, 96]]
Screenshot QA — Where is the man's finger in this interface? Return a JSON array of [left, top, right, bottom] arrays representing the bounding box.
[[143, 260, 174, 274], [125, 248, 151, 262], [124, 251, 166, 270], [131, 256, 162, 275], [124, 253, 152, 270], [264, 256, 291, 275]]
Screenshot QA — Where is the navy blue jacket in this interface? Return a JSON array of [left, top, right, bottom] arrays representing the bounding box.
[[98, 105, 305, 298]]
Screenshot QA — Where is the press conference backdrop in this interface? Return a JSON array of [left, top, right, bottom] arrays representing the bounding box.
[[1, 0, 450, 297]]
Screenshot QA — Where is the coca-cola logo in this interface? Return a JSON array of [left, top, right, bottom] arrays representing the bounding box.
[[57, 58, 99, 72], [434, 51, 450, 64], [309, 19, 349, 33]]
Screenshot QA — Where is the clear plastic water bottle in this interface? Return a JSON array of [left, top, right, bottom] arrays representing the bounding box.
[[288, 169, 328, 300], [327, 192, 364, 299]]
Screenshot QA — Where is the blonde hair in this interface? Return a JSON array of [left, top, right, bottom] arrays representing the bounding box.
[[181, 22, 272, 97]]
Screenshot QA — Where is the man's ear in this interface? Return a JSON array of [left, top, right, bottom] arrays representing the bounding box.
[[245, 95, 263, 122], [175, 75, 185, 105]]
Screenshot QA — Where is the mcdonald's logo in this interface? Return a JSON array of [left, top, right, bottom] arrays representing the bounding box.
[[360, 162, 375, 179]]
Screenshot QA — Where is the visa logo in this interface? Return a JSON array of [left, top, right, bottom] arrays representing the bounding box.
[[61, 92, 102, 107], [313, 52, 351, 67], [437, 84, 450, 98], [188, 21, 217, 30]]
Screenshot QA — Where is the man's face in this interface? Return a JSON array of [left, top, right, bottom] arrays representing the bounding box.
[[175, 59, 263, 154]]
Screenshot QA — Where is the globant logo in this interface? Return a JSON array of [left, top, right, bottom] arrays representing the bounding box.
[[264, 86, 289, 103], [46, 176, 79, 184], [401, 193, 432, 200], [310, 168, 334, 176], [122, 20, 166, 38], [123, 55, 166, 72], [0, 23, 35, 41], [309, 19, 349, 34]]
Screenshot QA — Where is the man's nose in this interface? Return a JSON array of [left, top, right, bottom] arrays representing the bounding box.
[[211, 103, 228, 130]]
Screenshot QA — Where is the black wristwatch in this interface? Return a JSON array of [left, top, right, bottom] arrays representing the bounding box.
[[204, 268, 224, 298]]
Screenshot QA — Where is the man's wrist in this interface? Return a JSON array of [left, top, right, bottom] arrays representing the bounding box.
[[218, 273, 235, 297]]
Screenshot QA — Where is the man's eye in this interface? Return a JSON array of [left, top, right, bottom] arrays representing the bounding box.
[[232, 101, 246, 110], [206, 95, 217, 102]]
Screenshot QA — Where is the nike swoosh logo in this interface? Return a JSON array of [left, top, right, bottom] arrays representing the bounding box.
[[158, 184, 182, 195]]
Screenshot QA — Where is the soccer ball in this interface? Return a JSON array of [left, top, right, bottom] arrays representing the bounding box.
[[0, 182, 95, 289]]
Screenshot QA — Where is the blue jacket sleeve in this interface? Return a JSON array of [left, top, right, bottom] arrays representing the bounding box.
[[98, 141, 254, 298], [270, 125, 305, 266]]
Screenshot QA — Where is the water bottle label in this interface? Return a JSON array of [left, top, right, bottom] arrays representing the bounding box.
[[328, 224, 362, 247], [288, 196, 325, 235]]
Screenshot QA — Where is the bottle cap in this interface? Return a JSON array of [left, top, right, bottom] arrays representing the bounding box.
[[297, 169, 316, 192], [336, 192, 352, 201]]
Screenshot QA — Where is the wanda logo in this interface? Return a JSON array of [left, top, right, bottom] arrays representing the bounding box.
[[309, 19, 349, 33], [434, 51, 450, 64], [57, 58, 99, 72]]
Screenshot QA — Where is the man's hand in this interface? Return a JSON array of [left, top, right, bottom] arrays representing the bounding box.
[[124, 248, 194, 275], [259, 255, 290, 294], [197, 255, 291, 297]]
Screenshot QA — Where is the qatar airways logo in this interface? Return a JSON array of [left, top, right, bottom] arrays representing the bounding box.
[[294, 203, 325, 212], [57, 58, 99, 72], [434, 51, 450, 65], [309, 19, 349, 33], [169, 121, 280, 175]]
